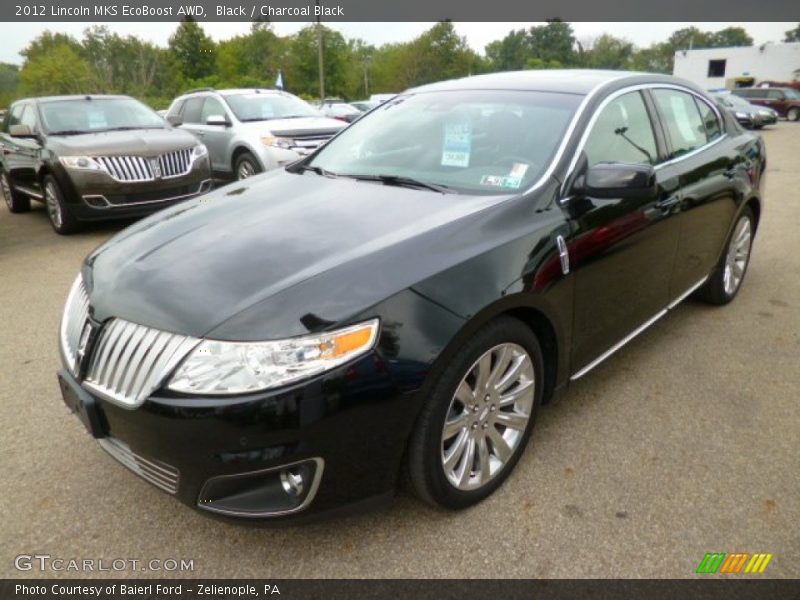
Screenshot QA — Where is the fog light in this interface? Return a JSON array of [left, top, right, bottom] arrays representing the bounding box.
[[280, 468, 304, 497], [197, 458, 323, 517]]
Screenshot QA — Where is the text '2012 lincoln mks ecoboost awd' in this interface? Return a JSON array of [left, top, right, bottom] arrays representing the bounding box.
[[57, 70, 764, 521]]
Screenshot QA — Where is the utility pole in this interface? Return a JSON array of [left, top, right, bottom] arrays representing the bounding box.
[[316, 0, 325, 102], [363, 54, 371, 97]]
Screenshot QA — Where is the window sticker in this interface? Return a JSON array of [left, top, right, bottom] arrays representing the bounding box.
[[480, 174, 522, 189], [509, 162, 529, 179], [260, 103, 275, 119], [441, 121, 472, 168], [87, 110, 108, 129]]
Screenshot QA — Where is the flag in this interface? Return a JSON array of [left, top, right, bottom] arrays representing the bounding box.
[[275, 70, 284, 90]]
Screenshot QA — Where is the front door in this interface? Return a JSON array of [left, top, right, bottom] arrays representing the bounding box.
[[565, 90, 681, 373]]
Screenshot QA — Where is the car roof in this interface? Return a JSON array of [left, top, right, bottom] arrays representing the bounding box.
[[183, 88, 286, 98], [14, 94, 132, 104], [407, 69, 686, 96]]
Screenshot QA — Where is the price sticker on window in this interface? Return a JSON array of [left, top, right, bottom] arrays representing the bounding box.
[[442, 121, 472, 168]]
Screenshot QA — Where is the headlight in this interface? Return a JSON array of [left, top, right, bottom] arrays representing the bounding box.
[[167, 318, 380, 395], [261, 136, 294, 150], [59, 156, 104, 171], [192, 144, 208, 158], [734, 111, 748, 119]]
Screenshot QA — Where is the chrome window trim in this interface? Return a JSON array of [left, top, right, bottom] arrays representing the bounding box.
[[81, 180, 212, 210], [560, 82, 728, 196]]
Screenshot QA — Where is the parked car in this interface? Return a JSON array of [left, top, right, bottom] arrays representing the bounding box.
[[732, 87, 800, 121], [711, 92, 777, 129], [350, 100, 379, 112], [166, 88, 346, 181], [1, 95, 212, 234], [318, 101, 363, 123], [58, 70, 764, 521]]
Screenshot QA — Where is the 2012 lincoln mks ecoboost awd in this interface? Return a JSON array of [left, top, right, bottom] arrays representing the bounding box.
[[58, 71, 764, 520]]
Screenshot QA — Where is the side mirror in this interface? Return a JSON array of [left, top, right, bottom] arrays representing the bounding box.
[[9, 124, 34, 138], [206, 114, 229, 127], [166, 114, 183, 127], [584, 162, 657, 200]]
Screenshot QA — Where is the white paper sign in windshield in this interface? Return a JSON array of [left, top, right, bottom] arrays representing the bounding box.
[[441, 121, 472, 168]]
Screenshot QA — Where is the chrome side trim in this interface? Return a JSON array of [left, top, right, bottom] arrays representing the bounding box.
[[561, 82, 727, 197], [13, 184, 43, 199], [570, 275, 711, 381], [80, 180, 212, 210], [570, 309, 668, 381], [667, 276, 708, 309], [197, 458, 325, 518], [98, 437, 180, 495], [557, 235, 570, 275]]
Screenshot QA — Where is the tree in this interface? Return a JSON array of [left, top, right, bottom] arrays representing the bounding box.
[[485, 29, 531, 71], [711, 27, 753, 48], [785, 24, 800, 42], [168, 18, 215, 80], [0, 63, 20, 108], [20, 43, 92, 95], [528, 20, 576, 66], [582, 34, 635, 70]]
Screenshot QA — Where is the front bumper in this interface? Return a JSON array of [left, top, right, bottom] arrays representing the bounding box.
[[57, 158, 213, 221], [58, 351, 419, 522]]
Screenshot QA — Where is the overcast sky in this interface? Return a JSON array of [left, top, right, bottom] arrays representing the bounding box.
[[0, 21, 794, 64]]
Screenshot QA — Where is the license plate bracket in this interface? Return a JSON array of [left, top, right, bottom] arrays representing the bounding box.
[[58, 370, 107, 439]]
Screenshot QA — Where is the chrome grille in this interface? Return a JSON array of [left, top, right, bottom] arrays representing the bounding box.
[[158, 148, 192, 178], [96, 156, 154, 182], [59, 275, 91, 375], [98, 437, 180, 494], [84, 318, 200, 408]]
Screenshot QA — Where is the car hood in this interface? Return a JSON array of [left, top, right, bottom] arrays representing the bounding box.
[[85, 170, 517, 340], [237, 117, 346, 137], [48, 128, 199, 156]]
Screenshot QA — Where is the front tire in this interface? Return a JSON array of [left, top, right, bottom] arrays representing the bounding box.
[[43, 175, 80, 235], [234, 152, 262, 180], [696, 207, 754, 305], [1, 170, 31, 213], [407, 316, 544, 509]]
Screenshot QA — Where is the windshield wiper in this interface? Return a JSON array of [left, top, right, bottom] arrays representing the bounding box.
[[289, 164, 338, 178], [48, 130, 91, 136], [345, 174, 454, 194], [100, 126, 163, 132]]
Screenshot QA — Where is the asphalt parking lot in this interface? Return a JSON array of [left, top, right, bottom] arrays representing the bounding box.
[[1, 122, 798, 579]]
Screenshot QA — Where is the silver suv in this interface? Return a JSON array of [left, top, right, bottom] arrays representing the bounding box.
[[166, 88, 347, 180]]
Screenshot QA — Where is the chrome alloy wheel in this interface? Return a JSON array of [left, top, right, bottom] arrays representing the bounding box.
[[237, 160, 257, 180], [723, 216, 752, 296], [1, 172, 11, 209], [45, 181, 63, 230], [440, 343, 535, 491]]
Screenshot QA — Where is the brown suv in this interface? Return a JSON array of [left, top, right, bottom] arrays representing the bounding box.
[[732, 87, 800, 121], [0, 95, 212, 234]]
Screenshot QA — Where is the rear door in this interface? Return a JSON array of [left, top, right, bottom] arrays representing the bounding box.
[[567, 89, 681, 373], [650, 88, 740, 298]]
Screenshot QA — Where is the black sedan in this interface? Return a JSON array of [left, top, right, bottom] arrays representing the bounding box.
[[58, 70, 765, 521]]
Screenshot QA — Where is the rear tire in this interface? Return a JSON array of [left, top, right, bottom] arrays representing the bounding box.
[[43, 175, 80, 235], [234, 152, 262, 180], [787, 107, 800, 122], [406, 316, 544, 509], [1, 170, 31, 213], [696, 207, 754, 305]]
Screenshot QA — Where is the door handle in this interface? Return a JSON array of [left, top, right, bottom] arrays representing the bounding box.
[[655, 195, 680, 210], [723, 168, 737, 179]]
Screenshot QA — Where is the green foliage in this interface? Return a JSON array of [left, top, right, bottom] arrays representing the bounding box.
[[785, 24, 800, 43], [4, 22, 780, 112]]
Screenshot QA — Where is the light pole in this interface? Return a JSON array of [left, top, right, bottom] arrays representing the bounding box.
[[363, 54, 371, 97], [316, 0, 325, 102]]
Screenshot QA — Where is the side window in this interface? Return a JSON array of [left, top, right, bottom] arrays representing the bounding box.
[[166, 98, 185, 119], [694, 98, 722, 141], [6, 104, 24, 131], [766, 90, 785, 100], [653, 89, 708, 159], [200, 97, 227, 123], [583, 91, 657, 167], [19, 105, 38, 132], [181, 97, 204, 124]]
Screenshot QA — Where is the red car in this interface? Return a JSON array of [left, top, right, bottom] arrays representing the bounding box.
[[732, 87, 800, 121]]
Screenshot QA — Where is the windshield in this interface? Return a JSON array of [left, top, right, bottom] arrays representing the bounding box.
[[40, 97, 166, 134], [716, 94, 753, 109], [225, 93, 320, 122], [308, 90, 581, 195]]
